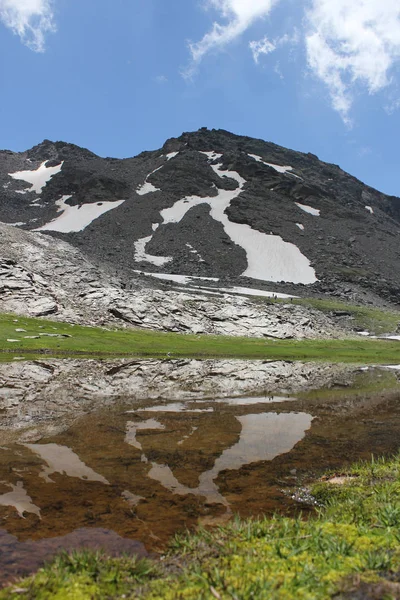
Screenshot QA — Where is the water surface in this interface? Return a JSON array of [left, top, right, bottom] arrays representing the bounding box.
[[0, 369, 399, 585]]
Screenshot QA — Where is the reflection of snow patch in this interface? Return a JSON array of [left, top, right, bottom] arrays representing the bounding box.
[[148, 412, 312, 506], [134, 236, 172, 266], [139, 403, 212, 413], [34, 196, 125, 233], [0, 481, 41, 519], [295, 202, 320, 216], [9, 161, 63, 194], [177, 426, 198, 446], [125, 419, 165, 451], [211, 396, 295, 405], [24, 443, 109, 484], [122, 490, 144, 507]]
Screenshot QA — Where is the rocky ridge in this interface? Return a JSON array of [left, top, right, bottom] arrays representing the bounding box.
[[1, 128, 399, 306]]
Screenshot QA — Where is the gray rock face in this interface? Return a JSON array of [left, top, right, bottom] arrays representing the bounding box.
[[0, 222, 340, 338], [0, 358, 355, 442], [1, 128, 399, 304]]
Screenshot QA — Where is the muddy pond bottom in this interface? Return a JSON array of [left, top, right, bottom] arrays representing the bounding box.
[[0, 374, 400, 585]]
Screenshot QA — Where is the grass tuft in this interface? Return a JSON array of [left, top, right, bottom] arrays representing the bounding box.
[[4, 455, 400, 598]]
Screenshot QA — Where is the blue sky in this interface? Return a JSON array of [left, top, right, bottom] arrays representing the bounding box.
[[0, 0, 400, 196]]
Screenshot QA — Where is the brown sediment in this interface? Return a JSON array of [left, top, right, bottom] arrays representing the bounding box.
[[0, 367, 399, 585]]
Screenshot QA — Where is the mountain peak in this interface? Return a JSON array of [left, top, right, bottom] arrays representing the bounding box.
[[0, 130, 399, 305], [26, 139, 99, 162]]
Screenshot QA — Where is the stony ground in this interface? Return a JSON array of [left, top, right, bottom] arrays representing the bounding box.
[[0, 222, 342, 339]]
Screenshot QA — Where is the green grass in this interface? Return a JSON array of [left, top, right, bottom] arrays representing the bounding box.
[[4, 454, 400, 599], [1, 313, 400, 363], [255, 296, 399, 335], [0, 551, 158, 600], [293, 297, 399, 335]]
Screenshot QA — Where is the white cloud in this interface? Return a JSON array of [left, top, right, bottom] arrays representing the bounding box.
[[0, 0, 55, 52], [249, 36, 275, 64], [305, 0, 400, 123], [186, 0, 281, 75], [249, 30, 300, 65]]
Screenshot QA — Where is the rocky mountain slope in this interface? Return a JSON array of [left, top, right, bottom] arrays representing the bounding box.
[[0, 222, 338, 338], [1, 128, 399, 306]]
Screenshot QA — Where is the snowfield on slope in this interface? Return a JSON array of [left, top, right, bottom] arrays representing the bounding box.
[[248, 154, 302, 179], [35, 196, 125, 233], [136, 152, 317, 284], [9, 161, 63, 194]]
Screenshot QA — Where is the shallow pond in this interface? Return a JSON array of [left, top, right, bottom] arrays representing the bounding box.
[[0, 364, 399, 585]]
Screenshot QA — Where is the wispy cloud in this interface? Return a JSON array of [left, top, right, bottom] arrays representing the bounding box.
[[0, 0, 55, 52], [249, 36, 275, 64], [305, 0, 400, 123], [249, 30, 299, 65], [185, 0, 281, 76], [187, 0, 400, 123], [155, 75, 168, 84]]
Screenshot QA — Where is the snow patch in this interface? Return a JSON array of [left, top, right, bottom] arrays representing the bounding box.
[[136, 181, 160, 196], [200, 151, 223, 161], [158, 158, 316, 284], [296, 223, 305, 231], [133, 273, 296, 298], [134, 236, 172, 266], [248, 154, 301, 179], [136, 165, 163, 195], [295, 202, 320, 216], [35, 196, 125, 233], [202, 286, 297, 299], [365, 206, 374, 214], [134, 272, 219, 285], [9, 161, 63, 194], [166, 152, 179, 160], [186, 242, 205, 262]]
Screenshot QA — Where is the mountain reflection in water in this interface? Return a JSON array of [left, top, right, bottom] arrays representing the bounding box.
[[1, 375, 400, 587]]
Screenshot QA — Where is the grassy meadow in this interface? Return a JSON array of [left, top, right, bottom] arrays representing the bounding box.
[[0, 313, 399, 363]]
